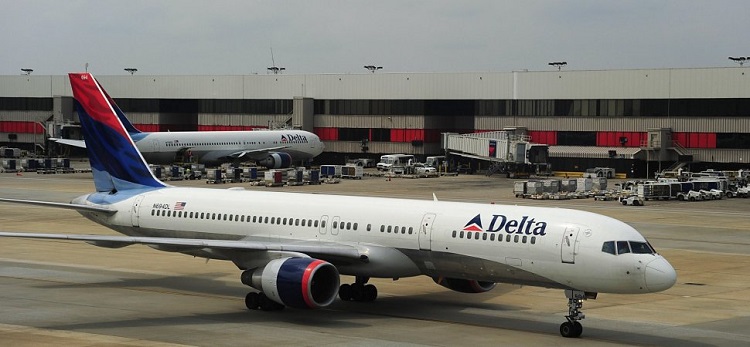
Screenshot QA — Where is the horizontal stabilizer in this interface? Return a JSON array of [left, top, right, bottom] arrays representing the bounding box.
[[0, 198, 116, 215]]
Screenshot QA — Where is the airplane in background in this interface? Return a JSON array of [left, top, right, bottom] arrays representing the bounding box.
[[51, 75, 324, 168], [0, 73, 676, 338]]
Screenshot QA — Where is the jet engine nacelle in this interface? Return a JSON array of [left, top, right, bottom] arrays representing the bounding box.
[[433, 277, 496, 293], [258, 152, 293, 169], [240, 257, 340, 309]]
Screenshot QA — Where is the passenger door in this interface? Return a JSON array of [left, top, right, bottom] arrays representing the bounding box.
[[561, 226, 580, 264], [419, 213, 436, 251]]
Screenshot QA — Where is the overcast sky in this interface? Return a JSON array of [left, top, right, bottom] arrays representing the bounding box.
[[2, 1, 749, 76]]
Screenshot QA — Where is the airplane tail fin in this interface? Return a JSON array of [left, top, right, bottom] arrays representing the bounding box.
[[69, 73, 166, 192], [101, 86, 141, 134]]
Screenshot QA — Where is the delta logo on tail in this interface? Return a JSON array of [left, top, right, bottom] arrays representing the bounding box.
[[462, 214, 548, 235]]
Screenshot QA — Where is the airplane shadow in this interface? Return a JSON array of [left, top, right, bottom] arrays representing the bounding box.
[[37, 273, 717, 347]]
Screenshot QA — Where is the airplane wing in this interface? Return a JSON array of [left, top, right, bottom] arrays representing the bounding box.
[[49, 138, 87, 148], [229, 146, 288, 159], [0, 198, 116, 215], [0, 232, 367, 261]]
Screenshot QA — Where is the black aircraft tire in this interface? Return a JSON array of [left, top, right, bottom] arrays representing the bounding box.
[[351, 283, 365, 302], [560, 322, 575, 338], [339, 284, 352, 301], [364, 284, 378, 302], [245, 292, 259, 310], [573, 322, 583, 337]]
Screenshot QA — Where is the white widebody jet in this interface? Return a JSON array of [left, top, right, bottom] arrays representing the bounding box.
[[0, 73, 676, 338], [52, 78, 324, 168]]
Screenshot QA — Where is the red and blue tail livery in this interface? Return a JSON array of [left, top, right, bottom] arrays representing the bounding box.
[[69, 73, 165, 192]]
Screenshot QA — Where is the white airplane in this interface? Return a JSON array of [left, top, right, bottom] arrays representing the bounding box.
[[52, 76, 324, 168], [0, 73, 677, 338]]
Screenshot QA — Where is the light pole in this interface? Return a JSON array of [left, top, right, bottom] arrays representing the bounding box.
[[21, 68, 33, 75], [728, 56, 749, 66], [124, 68, 138, 75], [364, 65, 383, 73], [548, 62, 567, 71], [267, 66, 285, 74]]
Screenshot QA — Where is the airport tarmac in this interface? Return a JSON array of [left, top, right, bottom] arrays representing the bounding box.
[[1, 169, 749, 346]]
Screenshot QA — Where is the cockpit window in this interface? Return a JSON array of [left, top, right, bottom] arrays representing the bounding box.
[[629, 241, 655, 254], [601, 241, 616, 255], [616, 241, 631, 255]]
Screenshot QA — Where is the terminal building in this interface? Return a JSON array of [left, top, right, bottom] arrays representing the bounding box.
[[1, 67, 749, 177]]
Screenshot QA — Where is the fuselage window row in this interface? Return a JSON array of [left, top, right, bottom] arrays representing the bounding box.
[[451, 230, 536, 245], [150, 208, 323, 228]]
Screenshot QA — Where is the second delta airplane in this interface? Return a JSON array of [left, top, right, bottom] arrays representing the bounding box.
[[0, 73, 676, 338], [52, 76, 324, 168]]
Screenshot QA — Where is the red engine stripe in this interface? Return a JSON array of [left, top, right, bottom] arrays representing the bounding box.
[[300, 259, 325, 308]]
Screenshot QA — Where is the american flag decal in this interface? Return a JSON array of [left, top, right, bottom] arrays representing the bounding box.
[[174, 201, 186, 210]]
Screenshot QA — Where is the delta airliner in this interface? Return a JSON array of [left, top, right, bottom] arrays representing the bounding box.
[[0, 73, 676, 338]]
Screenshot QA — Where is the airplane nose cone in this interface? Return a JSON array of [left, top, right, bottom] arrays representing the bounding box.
[[644, 257, 677, 292]]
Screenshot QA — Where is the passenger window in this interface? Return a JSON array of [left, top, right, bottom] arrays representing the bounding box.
[[506, 234, 511, 242], [321, 220, 325, 228], [380, 225, 385, 232], [514, 235, 519, 243], [482, 233, 488, 240], [151, 210, 155, 216], [229, 214, 233, 221], [367, 224, 371, 231], [333, 221, 338, 229], [387, 226, 392, 233], [530, 236, 536, 245], [474, 232, 480, 240], [408, 227, 413, 234], [616, 241, 631, 255], [522, 236, 527, 243], [347, 222, 352, 230], [460, 231, 464, 238], [467, 232, 472, 239], [401, 226, 406, 234], [601, 241, 616, 255], [301, 219, 306, 227], [490, 234, 495, 241]]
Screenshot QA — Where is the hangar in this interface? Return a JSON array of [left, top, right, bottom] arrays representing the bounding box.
[[1, 67, 749, 176]]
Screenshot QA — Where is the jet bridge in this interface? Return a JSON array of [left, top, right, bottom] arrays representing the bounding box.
[[442, 130, 550, 177]]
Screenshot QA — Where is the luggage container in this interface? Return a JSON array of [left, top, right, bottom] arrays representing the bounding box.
[[206, 169, 223, 184], [576, 178, 593, 192], [542, 179, 561, 193], [341, 165, 363, 179], [309, 169, 321, 184], [637, 183, 672, 200], [242, 167, 258, 180], [1, 159, 17, 171], [320, 165, 342, 178], [560, 179, 577, 192]]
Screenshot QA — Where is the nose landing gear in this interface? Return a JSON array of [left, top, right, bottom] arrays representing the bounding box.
[[560, 290, 595, 338]]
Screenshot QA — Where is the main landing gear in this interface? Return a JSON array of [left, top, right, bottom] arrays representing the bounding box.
[[245, 292, 285, 311], [338, 276, 378, 302], [560, 290, 594, 338]]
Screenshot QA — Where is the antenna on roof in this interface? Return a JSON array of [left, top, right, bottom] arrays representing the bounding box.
[[267, 46, 285, 74]]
